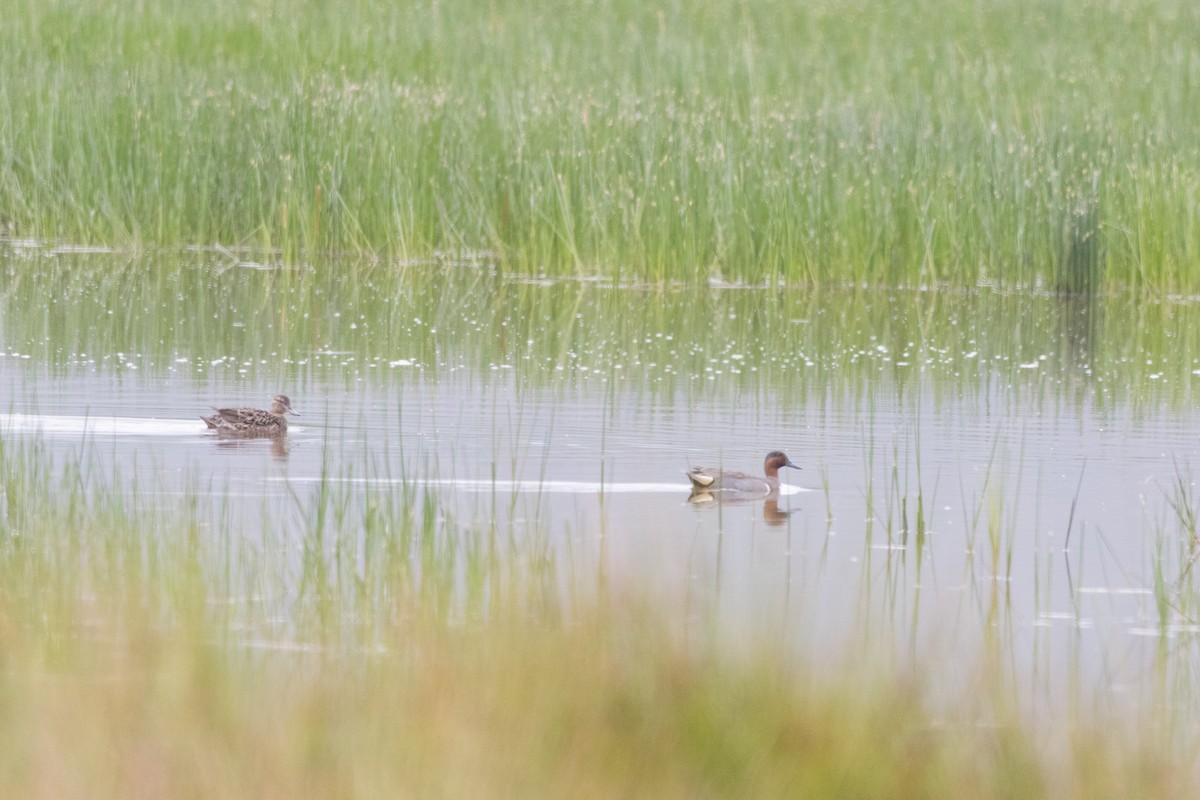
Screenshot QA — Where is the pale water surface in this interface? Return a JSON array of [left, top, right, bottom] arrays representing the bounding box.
[[3, 246, 1200, 732]]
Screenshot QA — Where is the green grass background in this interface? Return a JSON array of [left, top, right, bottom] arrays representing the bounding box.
[[3, 0, 1200, 287]]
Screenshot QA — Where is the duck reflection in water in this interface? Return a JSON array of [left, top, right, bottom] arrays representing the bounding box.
[[213, 435, 290, 460], [687, 491, 794, 525]]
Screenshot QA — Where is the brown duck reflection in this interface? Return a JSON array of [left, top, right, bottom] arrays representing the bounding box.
[[686, 491, 794, 526], [211, 434, 290, 460]]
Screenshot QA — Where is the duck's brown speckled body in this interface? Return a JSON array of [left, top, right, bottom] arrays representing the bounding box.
[[202, 394, 298, 436]]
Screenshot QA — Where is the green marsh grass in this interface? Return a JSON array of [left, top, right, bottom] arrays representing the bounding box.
[[1156, 463, 1200, 629], [4, 0, 1200, 288], [1, 437, 1198, 797]]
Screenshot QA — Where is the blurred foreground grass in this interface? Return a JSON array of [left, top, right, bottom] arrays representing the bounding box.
[[0, 438, 1193, 799]]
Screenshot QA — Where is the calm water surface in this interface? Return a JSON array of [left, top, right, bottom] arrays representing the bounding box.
[[3, 245, 1200, 728]]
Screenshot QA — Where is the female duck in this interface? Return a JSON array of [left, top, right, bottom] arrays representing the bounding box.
[[686, 450, 801, 496], [202, 394, 299, 436]]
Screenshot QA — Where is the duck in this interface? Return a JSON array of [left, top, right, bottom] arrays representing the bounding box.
[[685, 450, 801, 496], [201, 394, 299, 436]]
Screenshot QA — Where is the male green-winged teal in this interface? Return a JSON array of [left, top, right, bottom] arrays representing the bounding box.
[[201, 394, 298, 436], [685, 450, 801, 497]]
